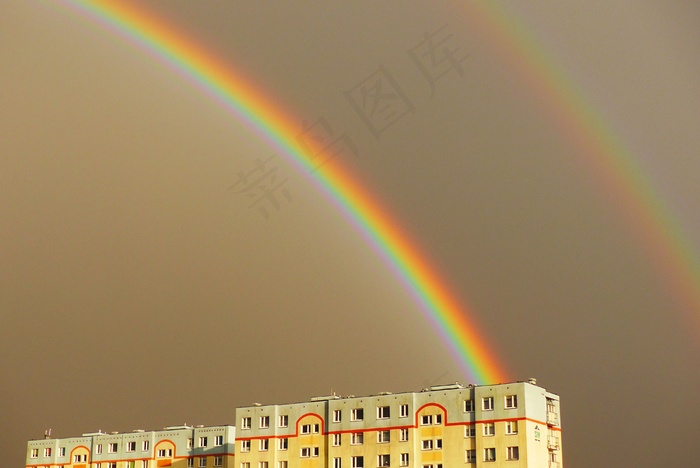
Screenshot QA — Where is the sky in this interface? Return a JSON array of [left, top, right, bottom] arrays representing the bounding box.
[[2, 1, 700, 466]]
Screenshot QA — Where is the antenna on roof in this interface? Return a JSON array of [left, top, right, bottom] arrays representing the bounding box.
[[44, 429, 52, 439]]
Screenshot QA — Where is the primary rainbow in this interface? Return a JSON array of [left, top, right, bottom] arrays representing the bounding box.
[[57, 0, 508, 384], [462, 3, 700, 328]]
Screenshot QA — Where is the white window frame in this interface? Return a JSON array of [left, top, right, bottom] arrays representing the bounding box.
[[59, 447, 66, 457], [31, 449, 38, 459], [399, 428, 409, 442], [505, 420, 518, 435], [260, 416, 270, 429], [241, 417, 252, 430], [399, 404, 409, 418], [484, 447, 496, 462], [464, 399, 474, 412], [465, 449, 476, 463], [199, 437, 208, 448], [127, 441, 136, 452], [259, 439, 269, 452], [465, 425, 476, 438], [332, 434, 341, 446], [378, 454, 390, 467], [434, 414, 442, 425], [350, 408, 364, 421], [506, 446, 519, 461], [198, 457, 207, 468], [279, 415, 289, 428], [96, 444, 103, 455], [301, 424, 311, 435], [378, 430, 390, 443], [482, 397, 494, 411], [278, 438, 288, 451], [400, 453, 409, 467], [351, 456, 364, 468], [483, 422, 495, 436], [142, 440, 150, 451], [241, 440, 251, 452], [351, 432, 364, 445], [333, 410, 342, 423], [108, 443, 118, 453], [214, 456, 223, 467], [505, 395, 518, 409], [188, 459, 195, 468], [377, 406, 390, 419], [44, 448, 52, 457], [333, 458, 342, 468], [420, 415, 432, 425], [215, 435, 224, 446], [278, 462, 288, 468], [421, 439, 433, 450]]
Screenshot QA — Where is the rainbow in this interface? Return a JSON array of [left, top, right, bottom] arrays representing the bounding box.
[[56, 0, 507, 384], [461, 3, 700, 328]]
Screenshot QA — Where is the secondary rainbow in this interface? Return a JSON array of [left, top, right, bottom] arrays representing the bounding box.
[[460, 3, 700, 328], [57, 0, 508, 384]]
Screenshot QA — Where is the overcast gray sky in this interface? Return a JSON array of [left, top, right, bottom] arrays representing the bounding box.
[[2, 2, 700, 467]]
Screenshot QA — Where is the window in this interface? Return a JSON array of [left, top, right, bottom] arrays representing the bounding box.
[[108, 443, 118, 453], [351, 408, 364, 421], [96, 444, 103, 454], [242, 417, 252, 430], [142, 441, 150, 451], [142, 461, 149, 468], [333, 458, 341, 468], [505, 420, 518, 435], [260, 416, 270, 429], [484, 448, 496, 462], [483, 422, 495, 436], [333, 410, 342, 422], [188, 460, 195, 468], [44, 448, 52, 457], [259, 463, 268, 468], [278, 438, 288, 450], [399, 428, 409, 442], [108, 463, 117, 468], [332, 434, 341, 446], [278, 462, 288, 468], [377, 406, 390, 419], [313, 424, 320, 434], [127, 441, 136, 452], [241, 464, 250, 468], [59, 447, 66, 457], [241, 440, 250, 452], [464, 399, 474, 412], [422, 414, 433, 425], [465, 450, 476, 463], [435, 439, 443, 450], [506, 446, 519, 461], [31, 449, 38, 458], [421, 440, 433, 450], [301, 424, 311, 435], [400, 453, 409, 467], [399, 404, 408, 418], [73, 455, 84, 463], [199, 457, 207, 467], [465, 426, 476, 438], [482, 397, 494, 411], [434, 414, 442, 425], [215, 435, 224, 446], [378, 454, 390, 467], [505, 395, 517, 409], [378, 430, 390, 443], [187, 438, 194, 449], [351, 456, 364, 468], [279, 415, 288, 427], [158, 449, 173, 457], [351, 432, 364, 445], [259, 439, 269, 451], [199, 437, 208, 448], [300, 447, 317, 458], [214, 456, 223, 467]]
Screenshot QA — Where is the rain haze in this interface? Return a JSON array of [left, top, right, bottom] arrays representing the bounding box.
[[2, 1, 700, 467]]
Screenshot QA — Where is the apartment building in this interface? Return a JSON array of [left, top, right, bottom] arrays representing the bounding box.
[[26, 380, 562, 468], [235, 380, 562, 468], [26, 425, 235, 468]]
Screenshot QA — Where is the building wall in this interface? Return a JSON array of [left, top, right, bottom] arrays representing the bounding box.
[[27, 382, 561, 468], [26, 426, 235, 468]]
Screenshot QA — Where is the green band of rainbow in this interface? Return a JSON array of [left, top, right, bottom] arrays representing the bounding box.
[[59, 0, 508, 384], [463, 3, 700, 329]]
